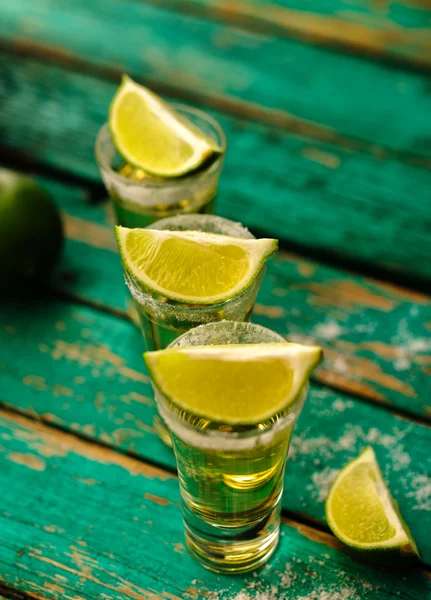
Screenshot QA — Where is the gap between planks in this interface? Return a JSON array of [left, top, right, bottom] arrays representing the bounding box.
[[1, 404, 430, 579], [2, 41, 430, 170], [53, 280, 431, 431], [59, 211, 431, 428], [19, 277, 431, 430], [62, 212, 431, 300], [0, 406, 342, 546], [0, 583, 36, 600], [3, 152, 431, 295]]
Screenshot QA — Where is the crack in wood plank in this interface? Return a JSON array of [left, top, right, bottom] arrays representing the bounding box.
[[2, 39, 430, 168]]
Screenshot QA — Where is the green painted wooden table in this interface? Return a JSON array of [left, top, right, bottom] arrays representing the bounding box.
[[1, 1, 430, 598]]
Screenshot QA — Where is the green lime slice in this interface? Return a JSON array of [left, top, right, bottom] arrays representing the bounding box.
[[144, 343, 322, 424], [115, 226, 278, 304], [326, 447, 418, 554], [109, 75, 222, 178]]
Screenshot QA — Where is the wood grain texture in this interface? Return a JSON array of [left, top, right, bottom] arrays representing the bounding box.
[[1, 1, 431, 159], [145, 0, 431, 68], [0, 410, 430, 599], [25, 169, 431, 419], [1, 298, 431, 564], [2, 56, 431, 281]]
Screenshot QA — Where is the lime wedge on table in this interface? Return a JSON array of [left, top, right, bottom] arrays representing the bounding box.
[[109, 75, 222, 177], [326, 447, 417, 554], [115, 226, 278, 304], [144, 343, 322, 424]]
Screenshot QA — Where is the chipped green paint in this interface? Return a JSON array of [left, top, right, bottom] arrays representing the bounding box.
[[26, 170, 430, 419], [1, 0, 431, 158], [0, 412, 430, 599], [1, 300, 431, 563], [158, 0, 431, 67], [2, 57, 431, 280]]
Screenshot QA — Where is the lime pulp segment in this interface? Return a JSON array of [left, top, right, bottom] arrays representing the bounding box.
[[145, 342, 323, 424], [115, 226, 278, 304], [109, 75, 222, 177], [326, 446, 417, 553]]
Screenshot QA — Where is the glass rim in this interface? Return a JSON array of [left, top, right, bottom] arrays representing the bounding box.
[[170, 320, 284, 347], [94, 103, 227, 188], [125, 214, 260, 314], [125, 266, 264, 315], [146, 213, 254, 236], [154, 320, 309, 450], [156, 382, 308, 449]]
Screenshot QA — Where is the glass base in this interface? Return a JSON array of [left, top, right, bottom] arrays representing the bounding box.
[[182, 498, 281, 573], [153, 415, 173, 448]]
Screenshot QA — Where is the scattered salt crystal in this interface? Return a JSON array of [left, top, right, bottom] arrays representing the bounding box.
[[355, 323, 376, 333], [280, 563, 296, 588], [314, 321, 345, 340], [407, 338, 430, 352], [406, 475, 431, 511], [297, 586, 360, 600], [333, 356, 348, 373], [310, 467, 339, 503], [332, 399, 353, 412], [394, 356, 410, 371]]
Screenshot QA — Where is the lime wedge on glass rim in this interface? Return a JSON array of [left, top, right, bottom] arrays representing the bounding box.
[[326, 447, 418, 555], [115, 226, 278, 304], [109, 75, 222, 178], [144, 343, 323, 424]]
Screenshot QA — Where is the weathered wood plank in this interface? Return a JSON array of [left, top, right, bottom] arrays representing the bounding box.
[[1, 1, 431, 159], [0, 410, 430, 599], [147, 0, 431, 68], [2, 56, 431, 281], [29, 172, 431, 419], [1, 299, 431, 563]]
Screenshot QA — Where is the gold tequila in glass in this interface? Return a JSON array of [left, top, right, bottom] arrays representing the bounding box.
[[95, 106, 226, 227], [153, 321, 309, 573], [125, 214, 264, 352]]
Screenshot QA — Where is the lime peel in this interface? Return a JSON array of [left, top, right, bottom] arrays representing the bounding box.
[[109, 75, 222, 178], [326, 446, 418, 554], [115, 226, 278, 304], [144, 342, 322, 424]]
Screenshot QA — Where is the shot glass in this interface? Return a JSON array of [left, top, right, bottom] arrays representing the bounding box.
[[152, 321, 309, 574], [125, 214, 264, 352], [95, 106, 226, 227]]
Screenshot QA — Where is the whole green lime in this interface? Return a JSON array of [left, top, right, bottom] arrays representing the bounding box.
[[0, 169, 64, 290]]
